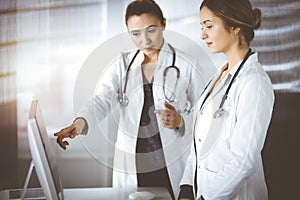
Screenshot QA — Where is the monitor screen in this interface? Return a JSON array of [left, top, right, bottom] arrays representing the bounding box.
[[27, 99, 64, 200]]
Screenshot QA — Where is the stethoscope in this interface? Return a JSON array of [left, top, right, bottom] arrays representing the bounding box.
[[118, 43, 180, 106], [200, 49, 253, 118]]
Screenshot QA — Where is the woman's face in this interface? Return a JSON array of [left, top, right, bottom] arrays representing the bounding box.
[[200, 6, 237, 54], [127, 13, 165, 58]]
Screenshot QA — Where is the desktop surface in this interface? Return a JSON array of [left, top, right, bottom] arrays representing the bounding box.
[[63, 187, 171, 200], [0, 187, 171, 200]]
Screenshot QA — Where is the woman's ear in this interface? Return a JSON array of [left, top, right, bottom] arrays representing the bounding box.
[[162, 18, 166, 30], [231, 26, 241, 35]]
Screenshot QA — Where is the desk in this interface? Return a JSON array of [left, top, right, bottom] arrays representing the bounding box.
[[0, 187, 172, 200], [63, 187, 171, 200]]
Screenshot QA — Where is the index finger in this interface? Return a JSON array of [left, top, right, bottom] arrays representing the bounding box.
[[54, 126, 75, 137]]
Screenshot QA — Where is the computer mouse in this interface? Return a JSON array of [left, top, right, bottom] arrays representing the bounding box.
[[128, 191, 155, 200]]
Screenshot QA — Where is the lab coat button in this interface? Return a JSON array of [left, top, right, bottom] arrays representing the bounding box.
[[199, 139, 201, 142]]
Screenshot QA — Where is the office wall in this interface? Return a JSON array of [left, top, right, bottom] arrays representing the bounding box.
[[262, 92, 300, 200], [0, 0, 18, 188]]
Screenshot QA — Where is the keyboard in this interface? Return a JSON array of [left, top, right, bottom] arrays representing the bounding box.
[[1, 188, 46, 200]]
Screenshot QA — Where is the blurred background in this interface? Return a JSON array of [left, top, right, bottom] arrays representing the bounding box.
[[0, 0, 299, 199]]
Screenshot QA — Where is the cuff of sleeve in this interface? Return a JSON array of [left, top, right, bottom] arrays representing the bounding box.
[[73, 117, 89, 135], [178, 184, 194, 199]]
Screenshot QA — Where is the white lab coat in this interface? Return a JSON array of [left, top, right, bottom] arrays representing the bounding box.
[[180, 53, 274, 200], [77, 41, 208, 198]]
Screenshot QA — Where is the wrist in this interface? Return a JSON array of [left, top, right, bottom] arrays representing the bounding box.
[[74, 118, 86, 135], [178, 115, 183, 128]]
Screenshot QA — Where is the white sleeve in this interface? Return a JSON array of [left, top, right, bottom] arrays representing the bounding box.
[[180, 142, 196, 187], [76, 56, 123, 134]]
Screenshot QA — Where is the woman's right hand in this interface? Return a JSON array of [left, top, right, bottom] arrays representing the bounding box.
[[53, 118, 85, 150]]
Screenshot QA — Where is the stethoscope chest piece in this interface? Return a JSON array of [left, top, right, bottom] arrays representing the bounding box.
[[213, 108, 225, 118], [119, 93, 129, 106]]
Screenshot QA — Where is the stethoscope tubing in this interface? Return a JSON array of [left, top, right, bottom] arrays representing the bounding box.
[[200, 49, 253, 118], [123, 49, 140, 94], [120, 43, 179, 105]]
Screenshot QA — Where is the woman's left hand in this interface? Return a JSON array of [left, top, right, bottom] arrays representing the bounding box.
[[155, 103, 183, 129]]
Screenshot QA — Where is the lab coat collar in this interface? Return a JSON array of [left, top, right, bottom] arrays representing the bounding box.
[[134, 50, 145, 69], [158, 40, 173, 62], [157, 40, 175, 72], [217, 52, 258, 83], [198, 53, 258, 111], [131, 39, 172, 69], [227, 52, 258, 77], [210, 52, 258, 97]]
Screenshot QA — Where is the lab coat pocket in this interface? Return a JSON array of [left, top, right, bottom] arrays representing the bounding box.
[[199, 166, 218, 190], [203, 167, 217, 174]]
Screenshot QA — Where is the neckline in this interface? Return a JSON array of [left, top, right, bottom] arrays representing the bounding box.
[[141, 68, 154, 84]]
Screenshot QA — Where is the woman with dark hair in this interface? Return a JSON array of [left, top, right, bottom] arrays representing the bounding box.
[[54, 0, 207, 199], [179, 0, 274, 199]]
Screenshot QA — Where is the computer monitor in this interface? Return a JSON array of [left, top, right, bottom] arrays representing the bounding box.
[[27, 99, 64, 200]]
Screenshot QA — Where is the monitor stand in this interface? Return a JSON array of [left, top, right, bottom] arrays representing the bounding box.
[[20, 160, 45, 200]]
